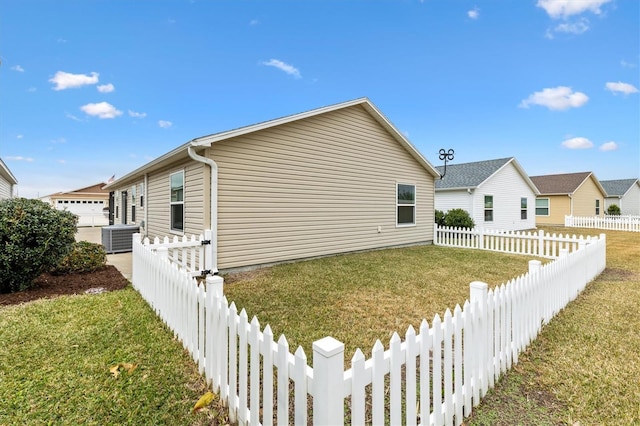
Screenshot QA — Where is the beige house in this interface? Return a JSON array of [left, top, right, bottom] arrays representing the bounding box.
[[41, 183, 110, 227], [104, 98, 440, 272], [0, 158, 18, 200], [530, 172, 607, 225]]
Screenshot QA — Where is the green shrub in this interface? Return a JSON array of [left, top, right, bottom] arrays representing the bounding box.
[[607, 204, 621, 216], [0, 198, 77, 293], [443, 208, 475, 229], [51, 241, 107, 275], [435, 210, 446, 227]]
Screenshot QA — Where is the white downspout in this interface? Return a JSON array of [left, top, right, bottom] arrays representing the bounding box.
[[188, 145, 218, 274]]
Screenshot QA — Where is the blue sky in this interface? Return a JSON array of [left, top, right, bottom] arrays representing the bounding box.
[[1, 0, 638, 198]]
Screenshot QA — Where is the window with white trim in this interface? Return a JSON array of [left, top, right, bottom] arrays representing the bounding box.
[[131, 185, 137, 223], [170, 171, 184, 232], [521, 197, 528, 220], [396, 183, 416, 226], [536, 198, 549, 216], [484, 195, 494, 222], [595, 199, 600, 215]]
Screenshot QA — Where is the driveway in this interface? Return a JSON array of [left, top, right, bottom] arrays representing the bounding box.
[[75, 226, 132, 280]]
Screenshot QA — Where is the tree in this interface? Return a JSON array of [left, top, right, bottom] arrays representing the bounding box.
[[0, 198, 77, 293]]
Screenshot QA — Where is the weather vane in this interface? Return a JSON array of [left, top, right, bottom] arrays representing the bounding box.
[[438, 148, 454, 179]]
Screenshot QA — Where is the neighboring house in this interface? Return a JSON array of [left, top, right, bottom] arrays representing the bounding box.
[[0, 158, 18, 199], [600, 178, 640, 216], [41, 183, 110, 226], [530, 172, 607, 225], [104, 97, 440, 272], [435, 157, 539, 231]]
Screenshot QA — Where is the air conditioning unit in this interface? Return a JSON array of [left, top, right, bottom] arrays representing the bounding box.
[[102, 224, 140, 254]]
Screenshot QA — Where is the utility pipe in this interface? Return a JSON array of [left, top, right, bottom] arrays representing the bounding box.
[[187, 145, 218, 274]]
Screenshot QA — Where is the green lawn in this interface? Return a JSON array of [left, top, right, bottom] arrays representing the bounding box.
[[0, 289, 225, 425], [2, 227, 637, 425]]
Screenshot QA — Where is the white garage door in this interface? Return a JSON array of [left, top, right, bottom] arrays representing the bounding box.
[[55, 200, 109, 227]]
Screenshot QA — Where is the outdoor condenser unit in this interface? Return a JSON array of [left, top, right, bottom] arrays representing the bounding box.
[[101, 224, 140, 254]]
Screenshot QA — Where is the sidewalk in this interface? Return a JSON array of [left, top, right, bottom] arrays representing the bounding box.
[[75, 226, 132, 280]]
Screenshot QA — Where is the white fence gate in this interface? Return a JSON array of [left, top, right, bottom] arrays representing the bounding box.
[[131, 230, 606, 425]]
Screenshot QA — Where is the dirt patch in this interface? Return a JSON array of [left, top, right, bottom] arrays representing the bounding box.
[[598, 267, 639, 282], [221, 267, 271, 285], [0, 265, 130, 306]]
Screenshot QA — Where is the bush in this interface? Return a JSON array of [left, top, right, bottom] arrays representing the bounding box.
[[443, 208, 475, 229], [607, 204, 621, 216], [51, 241, 107, 275], [0, 198, 77, 293], [435, 210, 446, 227]]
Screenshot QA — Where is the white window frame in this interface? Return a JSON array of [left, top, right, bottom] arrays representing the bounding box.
[[131, 185, 137, 223], [595, 199, 600, 215], [396, 183, 416, 227], [520, 197, 528, 220], [536, 198, 550, 216], [170, 170, 185, 233], [484, 195, 494, 222]]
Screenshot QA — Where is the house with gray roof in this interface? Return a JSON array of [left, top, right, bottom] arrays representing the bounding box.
[[435, 157, 539, 231], [0, 158, 18, 200], [600, 178, 640, 216]]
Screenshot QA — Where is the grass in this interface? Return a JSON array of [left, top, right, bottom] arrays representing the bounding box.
[[466, 227, 640, 425], [0, 288, 225, 425], [2, 227, 637, 425], [223, 245, 543, 362]]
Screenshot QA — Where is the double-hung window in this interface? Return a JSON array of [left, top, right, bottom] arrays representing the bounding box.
[[131, 185, 137, 223], [536, 198, 549, 216], [484, 195, 494, 222], [521, 197, 528, 220], [396, 183, 416, 226], [170, 171, 184, 232], [595, 199, 600, 215]]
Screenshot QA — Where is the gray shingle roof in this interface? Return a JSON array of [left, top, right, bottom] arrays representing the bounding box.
[[600, 178, 639, 196], [435, 157, 513, 189]]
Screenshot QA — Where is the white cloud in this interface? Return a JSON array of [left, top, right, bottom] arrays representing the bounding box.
[[97, 83, 115, 93], [620, 60, 637, 69], [80, 102, 122, 119], [129, 110, 147, 119], [158, 120, 173, 128], [519, 86, 589, 110], [261, 59, 302, 79], [468, 8, 480, 19], [554, 18, 589, 34], [51, 137, 67, 144], [16, 134, 24, 139], [65, 112, 83, 122], [6, 156, 34, 162], [27, 87, 37, 92], [50, 71, 99, 90], [561, 137, 593, 149], [11, 65, 24, 72], [250, 19, 259, 26], [605, 81, 639, 95], [537, 0, 612, 19], [599, 141, 618, 151]]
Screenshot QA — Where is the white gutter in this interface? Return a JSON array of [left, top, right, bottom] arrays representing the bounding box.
[[187, 145, 219, 274]]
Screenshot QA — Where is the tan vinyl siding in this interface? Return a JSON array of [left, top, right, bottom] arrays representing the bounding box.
[[573, 176, 605, 217], [146, 160, 206, 238], [210, 104, 434, 270], [536, 195, 570, 225]]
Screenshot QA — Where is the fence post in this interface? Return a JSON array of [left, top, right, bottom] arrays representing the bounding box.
[[529, 259, 542, 274], [312, 336, 344, 425], [157, 246, 169, 261], [206, 275, 224, 298], [203, 229, 216, 274], [470, 281, 489, 396], [537, 230, 545, 257]]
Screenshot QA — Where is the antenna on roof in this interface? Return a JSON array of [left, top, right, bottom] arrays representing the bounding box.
[[438, 148, 454, 180]]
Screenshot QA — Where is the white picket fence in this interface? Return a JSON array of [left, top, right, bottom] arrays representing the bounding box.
[[434, 225, 598, 258], [565, 215, 640, 232], [140, 230, 214, 276], [131, 231, 606, 426]]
